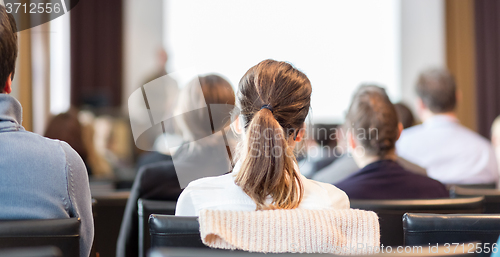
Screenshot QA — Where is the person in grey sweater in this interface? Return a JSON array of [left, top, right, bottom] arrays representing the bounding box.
[[0, 6, 93, 257]]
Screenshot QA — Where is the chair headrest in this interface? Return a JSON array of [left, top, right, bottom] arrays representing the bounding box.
[[149, 215, 199, 235], [403, 213, 500, 232], [0, 218, 80, 237]]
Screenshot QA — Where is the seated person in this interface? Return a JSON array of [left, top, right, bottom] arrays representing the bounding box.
[[335, 85, 448, 200], [492, 116, 500, 178], [397, 68, 499, 185], [175, 59, 350, 216], [299, 124, 342, 178], [116, 74, 236, 257], [0, 7, 93, 257], [312, 123, 427, 185], [394, 102, 416, 129]]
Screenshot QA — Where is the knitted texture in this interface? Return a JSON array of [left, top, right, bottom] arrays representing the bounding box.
[[199, 209, 380, 255]]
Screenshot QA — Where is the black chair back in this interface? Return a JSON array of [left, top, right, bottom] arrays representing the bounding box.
[[92, 191, 130, 257], [351, 197, 484, 246], [149, 215, 207, 250], [148, 247, 476, 257], [403, 213, 500, 256], [448, 184, 497, 189], [0, 218, 80, 257], [138, 199, 177, 257], [451, 186, 500, 213], [149, 247, 325, 257], [0, 246, 62, 257]]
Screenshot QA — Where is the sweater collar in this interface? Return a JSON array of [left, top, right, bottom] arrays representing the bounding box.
[[358, 159, 400, 174], [0, 94, 23, 129]]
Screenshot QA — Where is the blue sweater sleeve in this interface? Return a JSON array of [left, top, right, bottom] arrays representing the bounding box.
[[61, 142, 94, 257]]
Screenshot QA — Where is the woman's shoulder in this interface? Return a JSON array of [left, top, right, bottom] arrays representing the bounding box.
[[184, 172, 236, 190]]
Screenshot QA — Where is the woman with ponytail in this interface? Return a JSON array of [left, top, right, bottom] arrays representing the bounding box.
[[335, 85, 448, 199], [175, 60, 349, 215]]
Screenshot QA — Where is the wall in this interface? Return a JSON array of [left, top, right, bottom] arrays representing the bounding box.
[[446, 0, 477, 131], [400, 0, 446, 119], [122, 0, 164, 113]]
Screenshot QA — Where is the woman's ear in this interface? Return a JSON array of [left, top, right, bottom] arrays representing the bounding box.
[[347, 130, 357, 150], [294, 123, 307, 142], [231, 115, 244, 134], [397, 122, 403, 140]]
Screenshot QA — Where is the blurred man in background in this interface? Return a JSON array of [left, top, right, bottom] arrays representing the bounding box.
[[397, 68, 499, 185]]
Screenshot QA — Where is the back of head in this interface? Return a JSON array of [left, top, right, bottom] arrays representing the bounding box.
[[236, 59, 311, 210], [45, 109, 87, 161], [175, 74, 235, 140], [394, 102, 415, 129], [0, 5, 18, 92], [416, 68, 457, 113], [346, 85, 399, 158]]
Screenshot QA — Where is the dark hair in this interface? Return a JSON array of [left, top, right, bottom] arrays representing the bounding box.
[[0, 5, 18, 92], [45, 109, 87, 161], [235, 59, 311, 210], [416, 68, 457, 113], [346, 85, 399, 158], [394, 102, 415, 129]]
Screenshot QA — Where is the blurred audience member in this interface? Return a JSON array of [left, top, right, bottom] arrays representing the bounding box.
[[299, 124, 342, 178], [45, 109, 113, 178], [313, 103, 425, 185], [45, 109, 89, 171], [117, 74, 236, 257], [394, 102, 416, 129], [397, 68, 499, 185], [492, 116, 500, 181], [91, 115, 135, 180], [132, 48, 180, 153], [0, 7, 93, 257], [335, 85, 448, 199], [79, 111, 114, 178]]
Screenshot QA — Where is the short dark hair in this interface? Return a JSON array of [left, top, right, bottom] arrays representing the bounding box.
[[0, 5, 18, 93], [394, 102, 415, 129], [416, 68, 457, 113], [346, 85, 399, 158]]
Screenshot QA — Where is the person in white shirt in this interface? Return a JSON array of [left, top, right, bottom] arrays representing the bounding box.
[[176, 60, 349, 216], [396, 68, 499, 185], [492, 116, 500, 177]]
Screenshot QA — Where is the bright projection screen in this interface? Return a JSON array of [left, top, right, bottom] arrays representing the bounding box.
[[164, 0, 401, 123]]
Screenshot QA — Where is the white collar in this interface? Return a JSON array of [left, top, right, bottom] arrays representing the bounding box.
[[424, 114, 459, 128], [231, 159, 300, 175]]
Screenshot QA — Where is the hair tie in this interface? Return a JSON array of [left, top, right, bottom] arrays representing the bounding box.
[[260, 104, 273, 113]]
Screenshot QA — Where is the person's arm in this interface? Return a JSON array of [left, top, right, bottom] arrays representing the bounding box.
[[61, 142, 94, 257], [175, 188, 196, 216], [328, 185, 350, 209]]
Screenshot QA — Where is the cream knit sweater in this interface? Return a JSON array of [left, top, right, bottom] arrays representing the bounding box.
[[199, 208, 380, 255]]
